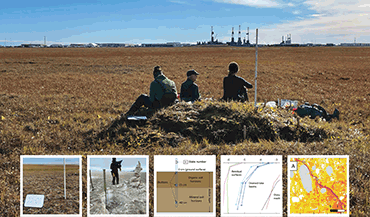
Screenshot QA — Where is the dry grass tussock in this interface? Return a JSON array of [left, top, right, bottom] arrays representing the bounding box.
[[0, 47, 369, 216]]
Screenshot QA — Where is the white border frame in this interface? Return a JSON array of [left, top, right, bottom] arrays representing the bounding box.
[[20, 155, 83, 217], [154, 155, 216, 217], [287, 155, 350, 217], [87, 155, 149, 217]]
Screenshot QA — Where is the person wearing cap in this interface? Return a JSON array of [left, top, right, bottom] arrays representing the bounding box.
[[180, 69, 201, 102], [222, 62, 253, 102], [125, 66, 178, 116]]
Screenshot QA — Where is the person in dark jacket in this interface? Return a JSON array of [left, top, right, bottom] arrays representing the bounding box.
[[180, 69, 200, 102], [110, 158, 122, 185], [125, 66, 178, 116], [222, 62, 253, 102]]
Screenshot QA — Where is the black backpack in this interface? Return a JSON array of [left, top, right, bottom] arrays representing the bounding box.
[[295, 103, 339, 121]]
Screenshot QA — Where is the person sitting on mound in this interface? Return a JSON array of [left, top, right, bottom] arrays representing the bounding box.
[[222, 62, 253, 102], [180, 69, 201, 103], [125, 66, 178, 116]]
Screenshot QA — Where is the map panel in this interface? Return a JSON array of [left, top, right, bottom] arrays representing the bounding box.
[[288, 155, 349, 217]]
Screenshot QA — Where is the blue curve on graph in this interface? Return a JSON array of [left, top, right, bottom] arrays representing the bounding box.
[[235, 162, 270, 210]]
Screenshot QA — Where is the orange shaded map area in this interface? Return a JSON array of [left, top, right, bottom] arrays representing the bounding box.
[[289, 158, 347, 214]]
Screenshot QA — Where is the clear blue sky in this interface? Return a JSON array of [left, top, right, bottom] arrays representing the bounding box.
[[1, 0, 369, 45], [23, 157, 80, 165], [90, 157, 147, 172]]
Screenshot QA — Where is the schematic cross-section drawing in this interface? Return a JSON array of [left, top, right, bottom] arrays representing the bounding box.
[[157, 172, 213, 212], [154, 155, 216, 216]]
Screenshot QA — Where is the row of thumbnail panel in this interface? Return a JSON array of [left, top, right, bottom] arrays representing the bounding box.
[[20, 155, 349, 217]]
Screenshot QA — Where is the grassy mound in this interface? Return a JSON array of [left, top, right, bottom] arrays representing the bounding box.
[[94, 101, 331, 147]]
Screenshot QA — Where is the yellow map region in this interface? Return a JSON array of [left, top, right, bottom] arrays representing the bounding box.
[[290, 158, 348, 214]]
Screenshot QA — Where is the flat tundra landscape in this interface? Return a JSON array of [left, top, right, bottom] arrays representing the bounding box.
[[22, 164, 79, 215], [1, 47, 369, 216], [89, 171, 146, 215]]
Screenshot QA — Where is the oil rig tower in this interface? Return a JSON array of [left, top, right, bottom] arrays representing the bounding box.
[[237, 25, 242, 46], [246, 27, 250, 46], [211, 26, 214, 43], [286, 34, 292, 44], [231, 27, 235, 45]]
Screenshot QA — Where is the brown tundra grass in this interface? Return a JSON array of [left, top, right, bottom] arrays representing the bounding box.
[[0, 47, 369, 216], [22, 164, 79, 215]]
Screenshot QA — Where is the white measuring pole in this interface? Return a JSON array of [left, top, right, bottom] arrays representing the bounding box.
[[254, 29, 258, 107], [103, 169, 107, 207], [64, 158, 66, 199]]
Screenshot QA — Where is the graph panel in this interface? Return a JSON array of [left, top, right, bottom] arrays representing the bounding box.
[[221, 155, 282, 217]]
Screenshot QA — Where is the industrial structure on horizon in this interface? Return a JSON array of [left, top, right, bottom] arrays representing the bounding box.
[[281, 34, 292, 45], [199, 25, 251, 46], [2, 26, 370, 48]]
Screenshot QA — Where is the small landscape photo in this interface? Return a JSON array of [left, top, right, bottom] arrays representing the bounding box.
[[21, 156, 81, 215], [88, 156, 148, 216]]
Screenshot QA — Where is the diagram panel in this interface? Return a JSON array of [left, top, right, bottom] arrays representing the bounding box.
[[288, 155, 349, 217], [221, 155, 282, 217], [157, 172, 213, 212], [154, 155, 216, 216]]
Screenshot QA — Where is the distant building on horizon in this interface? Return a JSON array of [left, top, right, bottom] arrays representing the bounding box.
[[98, 43, 126, 47], [49, 44, 64, 48], [69, 43, 99, 48], [21, 44, 46, 48], [339, 43, 370, 47], [141, 42, 183, 47]]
